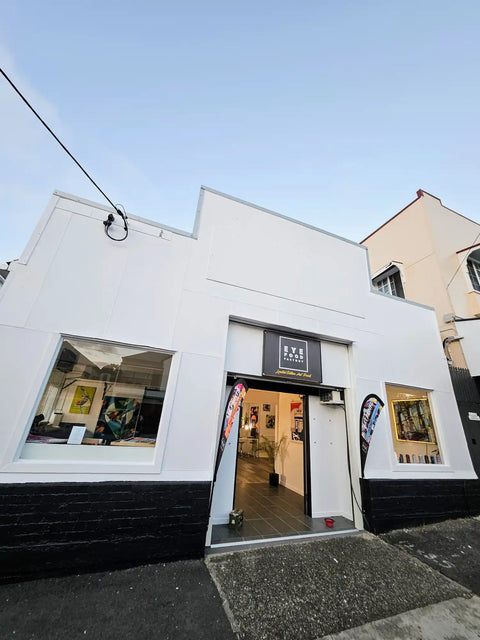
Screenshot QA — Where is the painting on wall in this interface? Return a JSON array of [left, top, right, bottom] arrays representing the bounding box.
[[290, 401, 304, 441], [392, 399, 436, 443], [94, 396, 141, 442], [69, 386, 96, 414], [263, 404, 271, 412], [266, 414, 275, 429]]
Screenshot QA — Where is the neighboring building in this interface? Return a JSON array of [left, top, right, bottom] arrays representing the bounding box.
[[0, 188, 477, 582], [362, 189, 480, 472]]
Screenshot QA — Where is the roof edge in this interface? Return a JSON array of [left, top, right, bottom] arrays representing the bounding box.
[[360, 191, 423, 243], [201, 185, 367, 250], [361, 189, 480, 243]]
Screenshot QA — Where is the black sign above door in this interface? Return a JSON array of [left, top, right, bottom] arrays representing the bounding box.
[[262, 331, 322, 384]]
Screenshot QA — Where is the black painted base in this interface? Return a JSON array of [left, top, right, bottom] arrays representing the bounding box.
[[0, 481, 211, 583], [361, 478, 480, 534], [449, 366, 480, 476]]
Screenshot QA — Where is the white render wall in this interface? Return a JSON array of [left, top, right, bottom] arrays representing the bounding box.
[[457, 319, 480, 377], [0, 188, 475, 487]]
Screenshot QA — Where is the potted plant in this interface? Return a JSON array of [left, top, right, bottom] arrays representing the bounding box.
[[261, 434, 288, 486]]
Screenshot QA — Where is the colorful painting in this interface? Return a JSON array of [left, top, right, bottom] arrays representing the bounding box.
[[266, 414, 275, 429], [94, 396, 141, 442], [69, 386, 96, 414], [392, 398, 436, 443], [290, 401, 304, 441]]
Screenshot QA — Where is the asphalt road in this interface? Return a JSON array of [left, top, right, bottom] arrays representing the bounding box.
[[0, 560, 236, 640], [382, 516, 480, 595]]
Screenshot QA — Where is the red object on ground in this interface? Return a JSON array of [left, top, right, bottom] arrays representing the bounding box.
[[325, 518, 334, 528]]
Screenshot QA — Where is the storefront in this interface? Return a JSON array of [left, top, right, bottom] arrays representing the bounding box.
[[209, 324, 353, 547], [0, 187, 477, 580]]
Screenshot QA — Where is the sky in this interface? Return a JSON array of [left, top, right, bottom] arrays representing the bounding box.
[[1, 0, 480, 261]]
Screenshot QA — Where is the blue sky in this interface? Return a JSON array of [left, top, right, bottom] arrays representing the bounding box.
[[1, 0, 480, 261]]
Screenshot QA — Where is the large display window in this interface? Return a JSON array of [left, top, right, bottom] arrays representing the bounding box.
[[25, 337, 172, 450], [386, 384, 443, 464]]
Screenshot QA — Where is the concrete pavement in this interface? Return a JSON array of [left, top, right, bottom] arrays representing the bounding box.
[[207, 532, 469, 640], [323, 597, 480, 639]]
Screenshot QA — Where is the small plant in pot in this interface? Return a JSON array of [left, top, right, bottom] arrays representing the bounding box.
[[261, 434, 288, 486]]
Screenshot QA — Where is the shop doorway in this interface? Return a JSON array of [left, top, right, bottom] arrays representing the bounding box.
[[209, 379, 355, 547], [233, 388, 309, 537]]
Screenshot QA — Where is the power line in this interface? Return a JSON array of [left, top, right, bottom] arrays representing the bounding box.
[[0, 66, 128, 241], [446, 230, 480, 290]]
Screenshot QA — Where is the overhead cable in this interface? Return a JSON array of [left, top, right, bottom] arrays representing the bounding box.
[[0, 66, 128, 241]]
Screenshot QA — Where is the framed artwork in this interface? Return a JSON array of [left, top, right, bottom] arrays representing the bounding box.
[[69, 386, 96, 414], [392, 398, 436, 443], [266, 414, 275, 429], [250, 406, 259, 428], [94, 396, 141, 441], [290, 401, 304, 441], [262, 404, 271, 412]]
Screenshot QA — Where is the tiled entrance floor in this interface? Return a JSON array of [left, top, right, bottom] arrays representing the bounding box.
[[211, 456, 354, 545]]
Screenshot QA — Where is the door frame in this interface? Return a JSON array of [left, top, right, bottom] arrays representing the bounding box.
[[228, 375, 316, 516], [302, 394, 312, 516]]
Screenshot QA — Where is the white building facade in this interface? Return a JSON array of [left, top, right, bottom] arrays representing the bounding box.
[[0, 188, 477, 581]]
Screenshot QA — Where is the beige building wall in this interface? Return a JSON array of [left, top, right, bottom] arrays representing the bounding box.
[[363, 191, 480, 370], [423, 194, 480, 320]]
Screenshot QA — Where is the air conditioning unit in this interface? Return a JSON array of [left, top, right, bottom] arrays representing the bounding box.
[[318, 389, 344, 405]]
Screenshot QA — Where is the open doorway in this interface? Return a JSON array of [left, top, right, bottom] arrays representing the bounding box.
[[209, 381, 355, 547], [233, 389, 307, 538]]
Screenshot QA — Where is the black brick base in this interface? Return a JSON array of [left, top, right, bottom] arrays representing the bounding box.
[[361, 478, 480, 534], [0, 481, 211, 583]]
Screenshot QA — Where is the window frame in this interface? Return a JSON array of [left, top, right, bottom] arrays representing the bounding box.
[[375, 274, 398, 296], [385, 383, 443, 466], [467, 256, 480, 292], [15, 334, 177, 469], [372, 264, 405, 299]]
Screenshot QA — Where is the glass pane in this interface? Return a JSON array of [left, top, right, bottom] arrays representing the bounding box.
[[386, 384, 442, 464], [468, 259, 480, 292], [374, 275, 398, 296], [26, 338, 171, 448], [375, 277, 391, 294]]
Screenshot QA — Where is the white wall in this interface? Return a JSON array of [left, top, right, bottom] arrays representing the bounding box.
[[309, 399, 352, 519], [457, 319, 480, 376], [277, 393, 304, 495], [224, 322, 351, 388], [0, 187, 474, 491], [354, 294, 475, 479]]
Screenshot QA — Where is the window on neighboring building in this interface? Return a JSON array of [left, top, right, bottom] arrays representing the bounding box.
[[372, 266, 405, 298], [24, 337, 172, 450], [385, 384, 442, 464], [467, 256, 480, 292], [375, 275, 398, 296]]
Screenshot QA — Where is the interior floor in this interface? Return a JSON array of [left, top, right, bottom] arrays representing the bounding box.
[[211, 456, 354, 545]]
